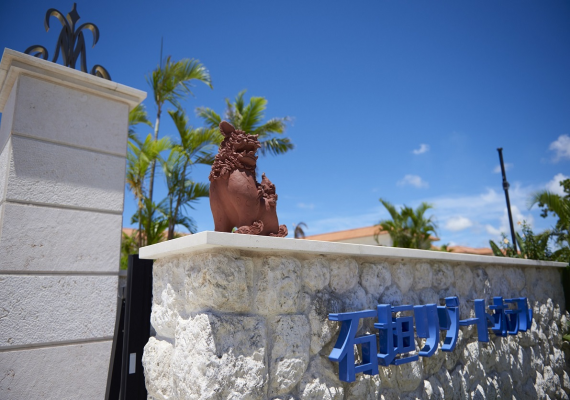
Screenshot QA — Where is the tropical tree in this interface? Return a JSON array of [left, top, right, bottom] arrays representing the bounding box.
[[375, 199, 438, 250], [294, 222, 308, 239], [162, 109, 219, 239], [125, 134, 170, 247], [529, 178, 570, 262], [146, 56, 213, 203], [489, 221, 552, 260], [128, 103, 152, 141], [196, 90, 293, 156]]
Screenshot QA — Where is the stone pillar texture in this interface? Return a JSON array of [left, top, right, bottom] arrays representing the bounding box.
[[139, 232, 570, 400], [0, 49, 145, 399]]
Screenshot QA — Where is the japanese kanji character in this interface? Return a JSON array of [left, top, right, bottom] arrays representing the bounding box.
[[413, 303, 439, 357], [328, 310, 379, 382], [437, 296, 460, 352], [458, 299, 491, 342], [504, 297, 533, 335], [375, 304, 419, 366]]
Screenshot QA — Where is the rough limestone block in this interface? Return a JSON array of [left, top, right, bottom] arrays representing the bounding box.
[[5, 136, 125, 211], [473, 268, 491, 300], [453, 264, 473, 297], [0, 340, 111, 399], [299, 356, 344, 400], [431, 263, 454, 290], [0, 82, 16, 154], [11, 75, 129, 155], [360, 262, 391, 298], [380, 285, 403, 305], [269, 315, 310, 395], [183, 252, 251, 313], [151, 257, 185, 339], [142, 337, 174, 400], [302, 258, 330, 292], [309, 293, 341, 355], [346, 375, 381, 399], [395, 360, 423, 392], [254, 256, 300, 315], [170, 313, 267, 399], [390, 262, 414, 294], [504, 266, 526, 292], [413, 262, 433, 290], [0, 202, 121, 272], [0, 275, 117, 347], [329, 258, 358, 294]]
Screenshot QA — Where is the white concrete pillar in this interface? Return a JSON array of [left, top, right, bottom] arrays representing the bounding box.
[[0, 49, 146, 399]]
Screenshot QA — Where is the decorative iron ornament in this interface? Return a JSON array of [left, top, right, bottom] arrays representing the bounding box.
[[24, 3, 111, 80]]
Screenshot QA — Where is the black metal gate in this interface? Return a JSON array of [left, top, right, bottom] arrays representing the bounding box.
[[105, 254, 153, 400]]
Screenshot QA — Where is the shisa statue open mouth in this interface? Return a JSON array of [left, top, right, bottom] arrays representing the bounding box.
[[208, 121, 288, 237]]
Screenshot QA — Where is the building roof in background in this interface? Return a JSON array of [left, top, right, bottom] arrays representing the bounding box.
[[304, 225, 439, 242], [304, 226, 385, 241], [447, 245, 494, 256]]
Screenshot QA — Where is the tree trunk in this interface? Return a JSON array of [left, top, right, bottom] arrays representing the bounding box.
[[148, 109, 161, 203]]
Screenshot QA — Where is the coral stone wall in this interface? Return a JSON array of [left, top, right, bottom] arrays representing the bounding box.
[[142, 239, 569, 400]]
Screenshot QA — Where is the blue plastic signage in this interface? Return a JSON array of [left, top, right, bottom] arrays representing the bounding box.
[[328, 296, 533, 382]]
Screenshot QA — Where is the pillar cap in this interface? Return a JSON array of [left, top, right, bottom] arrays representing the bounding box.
[[0, 48, 146, 112]]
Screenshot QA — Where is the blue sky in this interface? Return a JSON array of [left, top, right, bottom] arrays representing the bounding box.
[[1, 0, 569, 248]]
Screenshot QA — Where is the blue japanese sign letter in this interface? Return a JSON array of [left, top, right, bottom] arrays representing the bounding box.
[[328, 310, 379, 382]]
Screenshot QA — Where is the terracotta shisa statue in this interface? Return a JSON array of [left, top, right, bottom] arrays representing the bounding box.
[[209, 121, 288, 237]]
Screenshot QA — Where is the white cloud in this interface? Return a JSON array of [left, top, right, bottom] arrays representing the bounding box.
[[397, 174, 429, 188], [297, 202, 315, 210], [445, 216, 473, 231], [492, 163, 513, 174], [485, 224, 501, 236], [545, 173, 568, 196], [299, 177, 560, 248], [412, 144, 430, 155], [549, 134, 570, 162]]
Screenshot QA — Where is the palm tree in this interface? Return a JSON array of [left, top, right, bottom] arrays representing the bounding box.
[[294, 222, 308, 239], [146, 56, 213, 203], [125, 134, 171, 247], [529, 179, 570, 261], [196, 90, 293, 156], [162, 109, 219, 239], [375, 199, 437, 250], [128, 103, 152, 142]]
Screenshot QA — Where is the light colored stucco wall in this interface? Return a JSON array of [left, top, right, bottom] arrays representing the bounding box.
[[140, 232, 570, 400], [0, 49, 145, 399]]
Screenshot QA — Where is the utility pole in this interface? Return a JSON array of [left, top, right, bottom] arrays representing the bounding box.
[[497, 148, 517, 252]]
